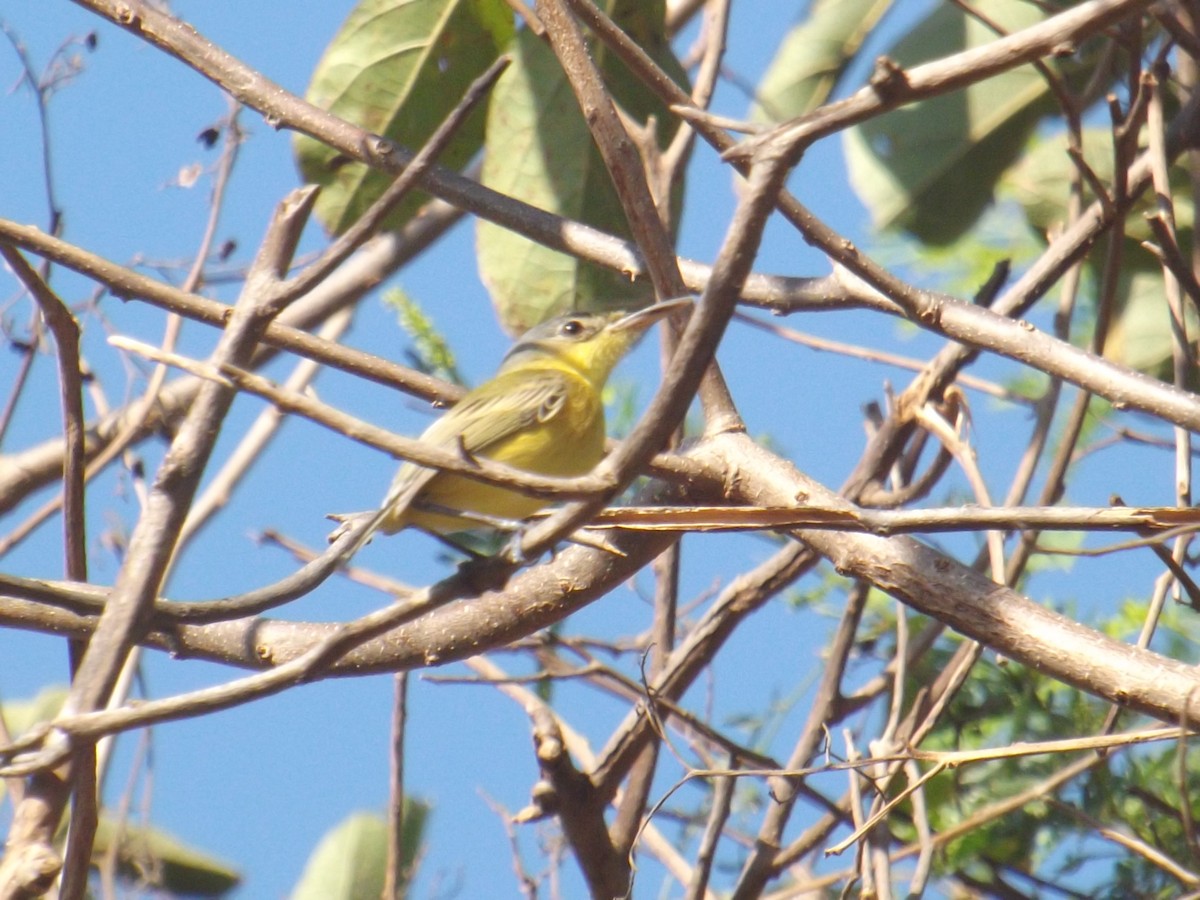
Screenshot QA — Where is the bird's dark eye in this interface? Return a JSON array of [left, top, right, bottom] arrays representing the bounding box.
[[560, 319, 585, 337]]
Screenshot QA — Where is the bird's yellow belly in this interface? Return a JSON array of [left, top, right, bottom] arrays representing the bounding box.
[[404, 392, 604, 535]]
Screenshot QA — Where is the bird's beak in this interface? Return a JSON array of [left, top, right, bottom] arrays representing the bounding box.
[[611, 296, 694, 333]]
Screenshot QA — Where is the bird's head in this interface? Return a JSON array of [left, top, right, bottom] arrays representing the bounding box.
[[498, 298, 692, 386]]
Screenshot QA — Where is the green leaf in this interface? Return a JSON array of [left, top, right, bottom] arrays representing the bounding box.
[[1104, 262, 1199, 382], [0, 687, 66, 804], [477, 4, 688, 333], [384, 288, 466, 386], [1004, 128, 1114, 237], [845, 0, 1062, 245], [899, 653, 1099, 879], [290, 805, 428, 900], [1003, 127, 1198, 381], [751, 0, 894, 122], [2, 693, 239, 894], [1, 685, 66, 735], [295, 0, 514, 235], [1004, 127, 1196, 242], [607, 0, 668, 45], [92, 816, 241, 897]]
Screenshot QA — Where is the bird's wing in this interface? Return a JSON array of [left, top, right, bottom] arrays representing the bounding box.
[[380, 369, 570, 514], [432, 368, 570, 455]]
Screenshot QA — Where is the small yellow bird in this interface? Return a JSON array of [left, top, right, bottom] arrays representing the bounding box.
[[338, 298, 689, 553]]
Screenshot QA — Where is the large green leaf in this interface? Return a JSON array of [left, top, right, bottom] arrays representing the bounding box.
[[1105, 263, 1200, 382], [290, 805, 428, 900], [477, 2, 688, 333], [1004, 127, 1195, 242], [845, 0, 1062, 245], [295, 0, 514, 235], [91, 816, 241, 897], [751, 0, 894, 122], [1005, 128, 1198, 380], [0, 687, 66, 804]]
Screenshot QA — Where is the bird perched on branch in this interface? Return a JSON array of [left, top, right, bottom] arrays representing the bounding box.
[[333, 297, 690, 555]]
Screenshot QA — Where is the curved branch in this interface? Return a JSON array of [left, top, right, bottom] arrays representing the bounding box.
[[689, 432, 1200, 728]]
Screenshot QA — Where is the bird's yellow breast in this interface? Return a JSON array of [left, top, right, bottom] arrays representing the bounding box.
[[395, 368, 605, 535]]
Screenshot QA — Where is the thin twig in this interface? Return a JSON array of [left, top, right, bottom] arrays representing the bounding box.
[[384, 672, 408, 900]]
